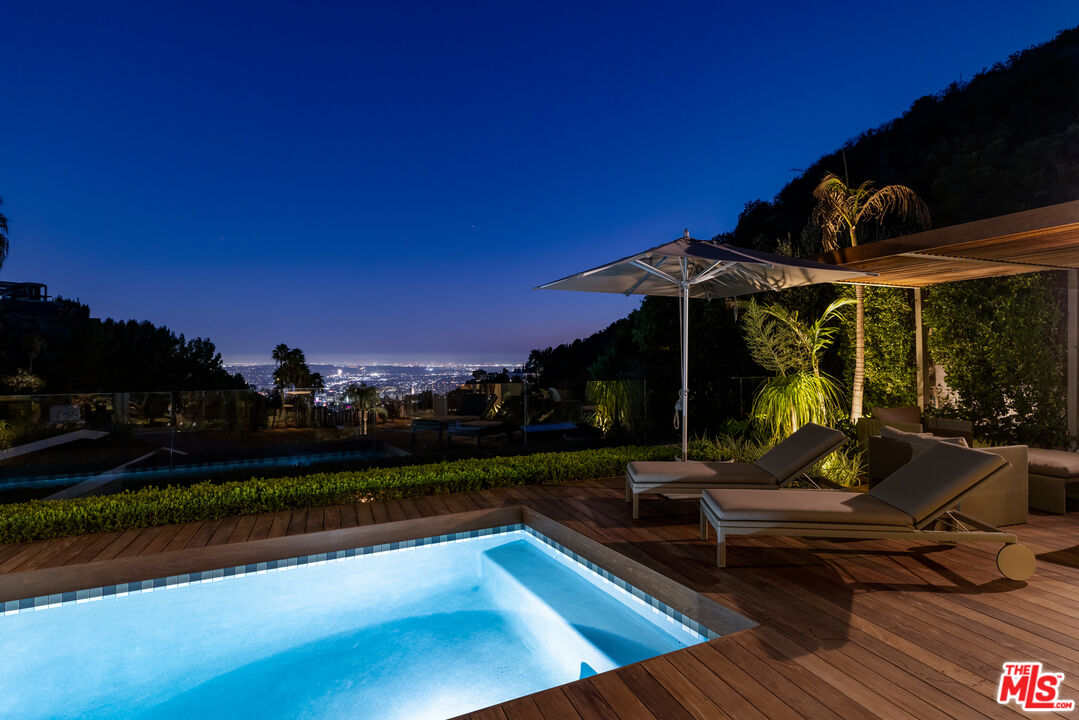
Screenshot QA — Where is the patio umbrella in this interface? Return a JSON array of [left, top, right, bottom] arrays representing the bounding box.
[[537, 230, 874, 461]]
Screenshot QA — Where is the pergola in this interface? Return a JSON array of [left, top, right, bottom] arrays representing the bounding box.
[[815, 199, 1079, 434]]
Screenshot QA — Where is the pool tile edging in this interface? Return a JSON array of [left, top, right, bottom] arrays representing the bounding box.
[[1, 522, 718, 640]]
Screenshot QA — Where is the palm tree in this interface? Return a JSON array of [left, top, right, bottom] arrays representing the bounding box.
[[271, 344, 311, 389], [812, 174, 930, 420], [0, 196, 8, 270], [23, 334, 45, 375], [743, 297, 853, 441]]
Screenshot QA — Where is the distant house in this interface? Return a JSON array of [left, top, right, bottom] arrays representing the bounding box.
[[0, 281, 49, 303]]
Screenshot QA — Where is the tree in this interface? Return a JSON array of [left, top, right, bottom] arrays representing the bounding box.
[[271, 344, 319, 389], [22, 333, 45, 375], [342, 383, 386, 434], [812, 173, 930, 420], [0, 196, 8, 270], [742, 297, 853, 441]]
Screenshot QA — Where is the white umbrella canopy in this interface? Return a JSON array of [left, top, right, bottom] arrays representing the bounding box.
[[537, 231, 874, 460]]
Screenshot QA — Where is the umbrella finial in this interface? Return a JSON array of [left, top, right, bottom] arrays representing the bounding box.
[[683, 228, 690, 239]]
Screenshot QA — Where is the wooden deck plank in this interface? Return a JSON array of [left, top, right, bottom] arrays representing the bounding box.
[[354, 502, 375, 526], [383, 499, 408, 522], [322, 505, 341, 532], [2, 476, 1079, 719], [286, 509, 310, 536], [338, 503, 360, 529], [185, 519, 224, 550], [487, 695, 545, 720], [638, 654, 736, 720], [139, 523, 187, 556], [93, 528, 150, 562], [6, 535, 85, 571], [267, 511, 292, 538], [226, 514, 259, 544], [529, 688, 584, 720], [66, 531, 129, 565], [398, 498, 423, 520], [370, 501, 391, 524], [243, 513, 274, 542], [613, 662, 696, 720], [205, 517, 242, 547], [305, 507, 325, 534]]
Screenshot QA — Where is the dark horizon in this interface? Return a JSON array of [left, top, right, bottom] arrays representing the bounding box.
[[3, 2, 1078, 360]]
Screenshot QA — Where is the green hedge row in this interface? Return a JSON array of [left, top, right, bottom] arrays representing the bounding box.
[[0, 445, 683, 544]]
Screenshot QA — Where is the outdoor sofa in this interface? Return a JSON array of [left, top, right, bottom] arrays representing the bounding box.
[[855, 404, 974, 447], [699, 442, 1036, 580], [867, 425, 1028, 526], [1027, 448, 1079, 514], [625, 423, 847, 519]]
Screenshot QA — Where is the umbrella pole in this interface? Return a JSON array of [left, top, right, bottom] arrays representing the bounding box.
[[680, 262, 689, 462]]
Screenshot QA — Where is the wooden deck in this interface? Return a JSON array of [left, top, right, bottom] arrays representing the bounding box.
[[2, 478, 1078, 719]]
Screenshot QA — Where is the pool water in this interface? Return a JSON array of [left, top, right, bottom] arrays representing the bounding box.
[[0, 528, 707, 720]]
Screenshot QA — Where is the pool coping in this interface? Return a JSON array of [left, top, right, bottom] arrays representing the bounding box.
[[0, 505, 755, 639]]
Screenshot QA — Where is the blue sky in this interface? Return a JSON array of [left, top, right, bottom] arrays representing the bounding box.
[[3, 1, 1078, 363]]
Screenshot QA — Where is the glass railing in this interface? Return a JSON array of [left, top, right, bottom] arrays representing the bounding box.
[[0, 377, 758, 504], [0, 389, 391, 503]]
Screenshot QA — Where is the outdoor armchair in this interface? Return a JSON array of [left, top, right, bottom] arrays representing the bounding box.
[[699, 442, 1035, 580], [625, 423, 847, 519]]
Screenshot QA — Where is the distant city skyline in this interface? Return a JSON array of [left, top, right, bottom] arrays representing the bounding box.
[[3, 3, 1078, 358], [225, 355, 526, 368], [226, 361, 517, 396]]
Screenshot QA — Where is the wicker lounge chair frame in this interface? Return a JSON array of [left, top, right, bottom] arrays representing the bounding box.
[[699, 458, 1036, 580], [626, 423, 848, 519]]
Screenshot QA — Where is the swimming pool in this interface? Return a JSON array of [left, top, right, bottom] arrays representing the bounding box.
[[0, 525, 719, 719]]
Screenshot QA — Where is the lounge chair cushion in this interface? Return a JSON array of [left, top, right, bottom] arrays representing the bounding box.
[[869, 443, 1005, 525], [1028, 448, 1079, 478], [752, 423, 847, 483], [702, 488, 913, 526], [627, 461, 775, 487]]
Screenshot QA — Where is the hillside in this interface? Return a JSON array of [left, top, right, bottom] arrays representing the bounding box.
[[531, 25, 1079, 444]]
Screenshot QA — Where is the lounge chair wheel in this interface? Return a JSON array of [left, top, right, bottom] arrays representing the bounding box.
[[996, 544, 1035, 581]]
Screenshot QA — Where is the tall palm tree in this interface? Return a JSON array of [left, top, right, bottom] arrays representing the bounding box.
[[23, 334, 45, 374], [0, 197, 9, 270], [743, 297, 854, 441], [812, 174, 930, 420]]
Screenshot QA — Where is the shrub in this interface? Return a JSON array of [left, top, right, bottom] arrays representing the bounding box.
[[0, 445, 682, 544], [924, 273, 1067, 446]]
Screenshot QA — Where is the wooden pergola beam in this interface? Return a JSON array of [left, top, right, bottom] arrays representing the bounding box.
[[811, 199, 1079, 436]]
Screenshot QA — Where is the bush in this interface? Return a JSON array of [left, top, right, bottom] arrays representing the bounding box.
[[0, 445, 682, 544], [924, 273, 1067, 446]]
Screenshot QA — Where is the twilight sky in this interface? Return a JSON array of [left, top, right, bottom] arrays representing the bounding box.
[[3, 2, 1078, 364]]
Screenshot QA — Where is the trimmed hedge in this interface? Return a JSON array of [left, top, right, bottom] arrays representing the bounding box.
[[0, 445, 684, 544]]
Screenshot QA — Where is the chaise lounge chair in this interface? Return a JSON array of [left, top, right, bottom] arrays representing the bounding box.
[[699, 442, 1036, 580], [625, 423, 847, 519]]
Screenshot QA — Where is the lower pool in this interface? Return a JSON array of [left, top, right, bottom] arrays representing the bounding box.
[[0, 525, 713, 719]]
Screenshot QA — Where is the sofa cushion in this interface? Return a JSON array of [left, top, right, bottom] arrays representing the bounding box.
[[702, 488, 913, 526], [880, 426, 934, 442], [881, 426, 967, 461], [869, 443, 1005, 525], [1027, 448, 1079, 478], [873, 405, 922, 425], [627, 461, 774, 487]]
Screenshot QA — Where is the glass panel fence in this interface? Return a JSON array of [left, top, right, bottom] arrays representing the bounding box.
[[0, 377, 762, 503]]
